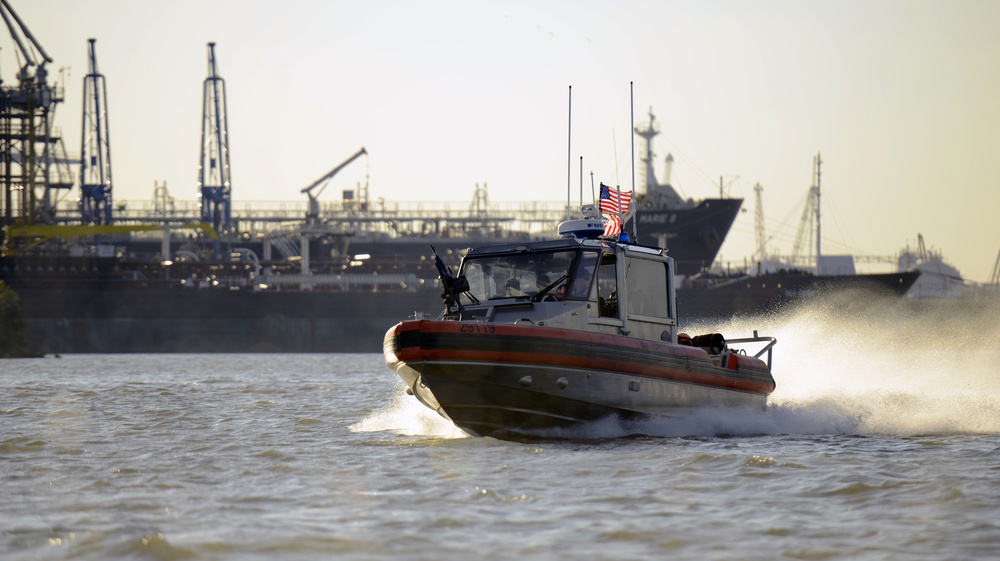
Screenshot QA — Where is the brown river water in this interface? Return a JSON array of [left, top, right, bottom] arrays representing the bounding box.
[[2, 296, 999, 560]]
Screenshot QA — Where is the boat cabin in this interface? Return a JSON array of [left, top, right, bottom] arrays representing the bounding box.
[[444, 237, 678, 344]]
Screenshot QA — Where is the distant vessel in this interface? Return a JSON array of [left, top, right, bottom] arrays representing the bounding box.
[[676, 269, 920, 319], [1, 94, 743, 353], [898, 234, 966, 299], [631, 109, 743, 276], [673, 153, 922, 319]]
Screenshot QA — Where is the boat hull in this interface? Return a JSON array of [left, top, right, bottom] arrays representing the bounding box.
[[383, 320, 775, 437]]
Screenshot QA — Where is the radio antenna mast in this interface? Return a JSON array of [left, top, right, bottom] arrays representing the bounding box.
[[566, 85, 572, 219]]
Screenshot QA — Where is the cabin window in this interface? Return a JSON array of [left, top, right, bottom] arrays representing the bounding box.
[[597, 254, 618, 318], [567, 250, 599, 300], [458, 249, 579, 303], [624, 256, 670, 318]]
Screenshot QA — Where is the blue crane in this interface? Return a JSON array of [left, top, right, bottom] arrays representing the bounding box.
[[197, 42, 231, 256], [79, 38, 113, 225]]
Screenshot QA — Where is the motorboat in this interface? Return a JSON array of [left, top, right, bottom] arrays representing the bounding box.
[[383, 213, 777, 438]]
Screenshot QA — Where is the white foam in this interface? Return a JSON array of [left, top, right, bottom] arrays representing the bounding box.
[[351, 382, 468, 439], [679, 294, 1000, 437]]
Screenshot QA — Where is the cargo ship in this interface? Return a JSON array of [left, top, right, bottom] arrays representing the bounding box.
[[0, 10, 745, 355], [673, 153, 922, 320], [675, 268, 920, 320], [0, 3, 902, 354], [0, 131, 746, 354]]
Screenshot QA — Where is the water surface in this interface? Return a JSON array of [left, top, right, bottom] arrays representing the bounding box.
[[3, 297, 999, 560]]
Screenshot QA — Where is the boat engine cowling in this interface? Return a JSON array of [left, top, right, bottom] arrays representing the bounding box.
[[692, 333, 727, 355]]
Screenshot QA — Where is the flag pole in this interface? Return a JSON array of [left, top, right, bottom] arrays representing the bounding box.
[[616, 184, 624, 239]]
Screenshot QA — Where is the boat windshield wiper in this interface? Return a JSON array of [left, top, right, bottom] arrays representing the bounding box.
[[531, 274, 568, 302]]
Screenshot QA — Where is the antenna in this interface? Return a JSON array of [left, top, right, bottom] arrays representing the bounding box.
[[579, 156, 583, 207], [566, 85, 572, 219]]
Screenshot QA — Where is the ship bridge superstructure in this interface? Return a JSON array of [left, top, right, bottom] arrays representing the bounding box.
[[634, 107, 691, 209]]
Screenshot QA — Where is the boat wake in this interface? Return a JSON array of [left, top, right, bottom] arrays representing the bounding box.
[[673, 292, 1000, 438], [362, 293, 1000, 441], [351, 381, 469, 439]]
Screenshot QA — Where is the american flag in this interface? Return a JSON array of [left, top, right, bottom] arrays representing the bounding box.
[[599, 184, 632, 215], [602, 214, 623, 237], [599, 184, 632, 237]]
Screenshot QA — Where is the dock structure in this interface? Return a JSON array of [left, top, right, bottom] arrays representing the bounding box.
[[43, 188, 569, 244], [0, 0, 74, 230], [0, 0, 569, 258]]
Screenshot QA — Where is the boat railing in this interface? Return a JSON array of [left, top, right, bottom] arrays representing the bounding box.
[[725, 330, 777, 369]]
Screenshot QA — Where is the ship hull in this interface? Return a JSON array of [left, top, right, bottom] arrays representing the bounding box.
[[8, 280, 443, 353], [3, 269, 919, 353], [383, 320, 775, 438], [678, 271, 922, 319], [635, 198, 743, 276]]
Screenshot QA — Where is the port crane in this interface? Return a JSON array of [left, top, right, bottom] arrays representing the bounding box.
[[79, 38, 113, 225], [301, 147, 367, 224], [0, 0, 73, 228], [992, 248, 1000, 286], [753, 182, 767, 263], [198, 42, 232, 243], [791, 153, 821, 271]]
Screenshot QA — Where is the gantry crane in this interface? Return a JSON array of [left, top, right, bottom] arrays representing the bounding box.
[[79, 38, 113, 225], [197, 42, 232, 247], [991, 248, 1000, 286], [791, 153, 822, 270], [0, 0, 71, 229], [753, 182, 767, 263]]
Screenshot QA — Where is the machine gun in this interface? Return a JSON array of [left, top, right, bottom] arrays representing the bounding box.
[[431, 246, 476, 312]]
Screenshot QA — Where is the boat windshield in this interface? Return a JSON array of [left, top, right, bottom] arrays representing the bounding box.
[[459, 249, 596, 303]]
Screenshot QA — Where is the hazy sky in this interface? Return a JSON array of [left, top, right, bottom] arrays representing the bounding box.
[[4, 0, 999, 280]]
